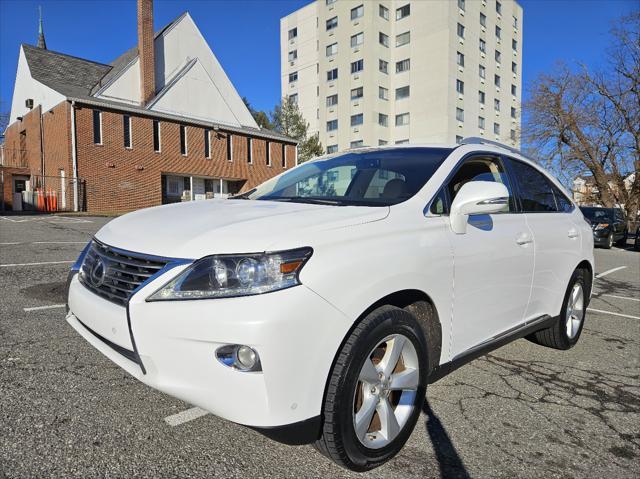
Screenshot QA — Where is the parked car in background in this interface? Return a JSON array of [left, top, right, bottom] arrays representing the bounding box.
[[579, 206, 628, 249], [634, 225, 640, 251], [66, 138, 594, 471]]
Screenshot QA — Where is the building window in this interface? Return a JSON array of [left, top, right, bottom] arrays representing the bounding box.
[[288, 50, 297, 61], [379, 4, 389, 20], [396, 58, 410, 73], [494, 122, 500, 135], [395, 112, 410, 126], [510, 129, 516, 141], [512, 39, 518, 51], [396, 85, 410, 99], [496, 1, 502, 15], [351, 4, 364, 20], [479, 64, 486, 79], [327, 119, 338, 131], [327, 68, 338, 81], [511, 84, 517, 96], [288, 28, 297, 40], [152, 120, 161, 152], [204, 129, 211, 158], [396, 139, 409, 145], [396, 31, 410, 47], [478, 116, 485, 129], [378, 113, 388, 127], [511, 107, 517, 119], [480, 38, 486, 53], [456, 135, 463, 144], [456, 79, 464, 95], [456, 107, 464, 122], [379, 86, 388, 100], [246, 137, 253, 163], [351, 59, 364, 73], [480, 12, 486, 27], [457, 51, 465, 67], [350, 140, 364, 148], [351, 87, 364, 100], [326, 16, 338, 30], [396, 4, 410, 20], [513, 15, 518, 29], [123, 115, 132, 149], [326, 0, 336, 5], [92, 110, 102, 144], [378, 139, 388, 146], [326, 94, 338, 107], [479, 90, 486, 104], [496, 26, 502, 40], [227, 134, 233, 161], [512, 62, 517, 74], [379, 32, 389, 47], [458, 0, 465, 11], [180, 125, 187, 155], [495, 74, 501, 88], [494, 98, 501, 112], [289, 93, 298, 104], [289, 71, 298, 83], [457, 23, 465, 39], [326, 42, 338, 57], [327, 144, 338, 154], [351, 32, 364, 48], [350, 113, 364, 126], [379, 59, 388, 74], [495, 50, 502, 64]]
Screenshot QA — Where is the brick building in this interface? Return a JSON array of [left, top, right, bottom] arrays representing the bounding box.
[[2, 0, 296, 213]]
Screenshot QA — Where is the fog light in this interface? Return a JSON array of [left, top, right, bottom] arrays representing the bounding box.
[[216, 344, 262, 372]]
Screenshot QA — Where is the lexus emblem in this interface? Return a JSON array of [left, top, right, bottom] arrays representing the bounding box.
[[89, 257, 107, 288]]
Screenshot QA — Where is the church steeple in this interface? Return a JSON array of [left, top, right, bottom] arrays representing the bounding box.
[[37, 6, 47, 49]]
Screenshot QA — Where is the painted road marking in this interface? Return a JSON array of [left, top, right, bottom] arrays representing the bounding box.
[[595, 266, 628, 279], [593, 293, 640, 303], [0, 216, 92, 224], [588, 308, 640, 320], [0, 241, 87, 246], [0, 242, 21, 245], [0, 260, 74, 267], [24, 304, 66, 312], [164, 407, 209, 426]]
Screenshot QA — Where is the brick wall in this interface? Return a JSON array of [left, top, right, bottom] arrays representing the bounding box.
[[3, 105, 43, 173], [74, 105, 295, 213]]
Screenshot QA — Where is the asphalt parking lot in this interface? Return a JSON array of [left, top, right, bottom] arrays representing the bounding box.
[[1, 214, 638, 479]]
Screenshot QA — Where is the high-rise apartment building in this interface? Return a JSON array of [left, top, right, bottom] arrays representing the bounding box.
[[281, 0, 523, 153]]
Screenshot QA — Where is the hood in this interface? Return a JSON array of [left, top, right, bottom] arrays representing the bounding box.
[[95, 199, 389, 259]]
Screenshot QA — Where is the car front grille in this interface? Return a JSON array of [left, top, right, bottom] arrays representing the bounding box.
[[79, 240, 169, 306]]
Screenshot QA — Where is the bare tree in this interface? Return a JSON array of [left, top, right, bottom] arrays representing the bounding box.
[[524, 12, 639, 220]]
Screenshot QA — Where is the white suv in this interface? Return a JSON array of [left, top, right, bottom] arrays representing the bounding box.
[[67, 139, 594, 471]]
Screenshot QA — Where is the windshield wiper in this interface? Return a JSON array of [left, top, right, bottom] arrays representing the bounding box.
[[262, 196, 347, 206]]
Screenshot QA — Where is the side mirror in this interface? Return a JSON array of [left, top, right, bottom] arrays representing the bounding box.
[[450, 181, 509, 234]]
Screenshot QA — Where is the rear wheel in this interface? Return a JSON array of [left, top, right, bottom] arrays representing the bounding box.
[[528, 269, 587, 350], [315, 306, 428, 471]]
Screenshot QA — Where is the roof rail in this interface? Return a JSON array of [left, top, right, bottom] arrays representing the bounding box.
[[460, 137, 522, 156]]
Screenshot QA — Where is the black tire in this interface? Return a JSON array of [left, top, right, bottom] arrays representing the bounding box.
[[604, 233, 614, 249], [528, 269, 588, 350], [615, 231, 628, 247], [314, 305, 428, 471]]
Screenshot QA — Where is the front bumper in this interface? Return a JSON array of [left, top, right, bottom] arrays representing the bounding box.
[[66, 271, 349, 430], [592, 231, 611, 246]]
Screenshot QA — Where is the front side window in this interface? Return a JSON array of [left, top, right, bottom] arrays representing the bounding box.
[[241, 147, 453, 206], [508, 159, 559, 212]]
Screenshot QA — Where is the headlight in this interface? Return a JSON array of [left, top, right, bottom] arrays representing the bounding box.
[[146, 248, 313, 301], [595, 223, 610, 230]]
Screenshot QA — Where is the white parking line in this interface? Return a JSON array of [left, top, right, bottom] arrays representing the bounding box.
[[595, 266, 627, 279], [0, 260, 74, 267], [588, 308, 640, 320], [164, 407, 209, 426], [0, 241, 86, 246], [0, 242, 21, 245], [593, 293, 640, 303], [24, 304, 66, 312]]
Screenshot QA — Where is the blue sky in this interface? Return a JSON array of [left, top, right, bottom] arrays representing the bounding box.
[[0, 0, 637, 116]]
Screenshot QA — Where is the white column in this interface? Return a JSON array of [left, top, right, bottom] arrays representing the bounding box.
[[190, 176, 194, 201]]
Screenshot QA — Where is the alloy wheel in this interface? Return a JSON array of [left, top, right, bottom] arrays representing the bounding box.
[[352, 334, 419, 449], [565, 283, 584, 339]]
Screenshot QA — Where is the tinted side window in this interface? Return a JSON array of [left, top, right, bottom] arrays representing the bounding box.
[[551, 184, 573, 213], [508, 159, 558, 212]]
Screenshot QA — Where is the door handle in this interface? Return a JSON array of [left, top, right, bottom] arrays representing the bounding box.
[[568, 228, 579, 239], [516, 232, 533, 245]]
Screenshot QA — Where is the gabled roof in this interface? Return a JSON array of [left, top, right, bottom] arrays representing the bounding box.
[[22, 44, 111, 97]]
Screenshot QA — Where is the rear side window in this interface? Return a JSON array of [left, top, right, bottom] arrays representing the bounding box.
[[508, 159, 558, 212]]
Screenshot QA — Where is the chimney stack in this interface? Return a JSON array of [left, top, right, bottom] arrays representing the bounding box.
[[137, 0, 155, 105]]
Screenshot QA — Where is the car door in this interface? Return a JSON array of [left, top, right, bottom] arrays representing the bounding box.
[[505, 157, 582, 320], [441, 154, 535, 358], [613, 209, 626, 241]]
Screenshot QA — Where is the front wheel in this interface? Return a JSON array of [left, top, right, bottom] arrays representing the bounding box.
[[314, 306, 428, 471], [604, 233, 614, 249]]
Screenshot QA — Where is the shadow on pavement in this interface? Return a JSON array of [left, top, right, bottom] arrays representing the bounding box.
[[422, 399, 471, 479]]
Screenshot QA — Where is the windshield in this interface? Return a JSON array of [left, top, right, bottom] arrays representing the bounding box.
[[236, 147, 453, 206], [580, 207, 612, 223]]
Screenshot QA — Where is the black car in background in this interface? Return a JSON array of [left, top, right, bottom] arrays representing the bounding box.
[[580, 207, 628, 249]]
